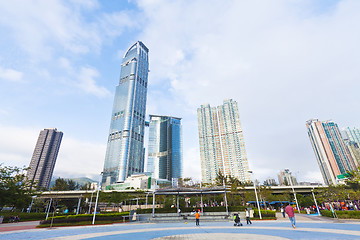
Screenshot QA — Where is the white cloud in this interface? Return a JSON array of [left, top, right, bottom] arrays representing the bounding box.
[[0, 124, 105, 179], [183, 146, 201, 181], [136, 0, 360, 182], [0, 67, 23, 82], [58, 57, 111, 98], [77, 66, 111, 98], [0, 125, 38, 167], [0, 109, 8, 115], [54, 136, 105, 178], [0, 0, 135, 61]]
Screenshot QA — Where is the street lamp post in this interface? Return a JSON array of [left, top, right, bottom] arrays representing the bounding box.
[[27, 195, 37, 213], [285, 169, 300, 213], [92, 172, 103, 225], [223, 179, 229, 216], [88, 190, 94, 214], [311, 188, 321, 216], [248, 170, 262, 219], [200, 182, 204, 214]]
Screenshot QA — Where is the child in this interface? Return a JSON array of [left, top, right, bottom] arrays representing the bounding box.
[[233, 213, 242, 226]]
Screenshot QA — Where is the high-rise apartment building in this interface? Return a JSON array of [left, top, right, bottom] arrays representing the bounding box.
[[27, 128, 63, 190], [343, 127, 360, 168], [146, 115, 182, 181], [277, 169, 298, 186], [197, 99, 250, 183], [102, 41, 149, 186], [306, 119, 357, 185], [344, 127, 360, 144]]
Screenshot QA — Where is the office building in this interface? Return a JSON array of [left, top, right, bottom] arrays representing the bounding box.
[[197, 99, 250, 183], [306, 119, 357, 185], [146, 115, 182, 181], [27, 128, 63, 190], [102, 41, 149, 186]]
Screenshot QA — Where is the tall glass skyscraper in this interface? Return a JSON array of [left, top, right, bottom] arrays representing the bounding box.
[[147, 115, 182, 181], [306, 119, 357, 185], [27, 128, 63, 190], [197, 99, 250, 183], [102, 41, 149, 186]]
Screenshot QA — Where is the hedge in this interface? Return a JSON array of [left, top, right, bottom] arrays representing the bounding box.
[[320, 210, 360, 219], [253, 210, 276, 218], [40, 212, 130, 225], [0, 212, 47, 222]]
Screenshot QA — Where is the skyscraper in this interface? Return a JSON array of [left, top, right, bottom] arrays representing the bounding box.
[[146, 115, 182, 181], [102, 41, 149, 186], [27, 128, 63, 190], [197, 99, 250, 183], [343, 127, 360, 168], [306, 119, 357, 185]]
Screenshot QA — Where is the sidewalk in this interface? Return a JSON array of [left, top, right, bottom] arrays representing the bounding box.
[[0, 221, 39, 232]]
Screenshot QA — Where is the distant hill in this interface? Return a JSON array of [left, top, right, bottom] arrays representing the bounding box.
[[67, 177, 97, 186], [49, 177, 96, 188]]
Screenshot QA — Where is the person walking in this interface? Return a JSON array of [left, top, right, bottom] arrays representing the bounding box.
[[280, 206, 285, 218], [195, 210, 200, 226], [285, 204, 296, 229], [245, 208, 252, 224]]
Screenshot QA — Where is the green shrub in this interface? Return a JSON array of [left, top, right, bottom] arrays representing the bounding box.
[[320, 210, 360, 219], [0, 212, 47, 222], [253, 210, 276, 218]]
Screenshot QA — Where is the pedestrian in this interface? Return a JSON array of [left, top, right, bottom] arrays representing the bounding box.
[[233, 213, 242, 226], [245, 208, 252, 224], [195, 210, 200, 226], [280, 206, 285, 218], [285, 203, 296, 229]]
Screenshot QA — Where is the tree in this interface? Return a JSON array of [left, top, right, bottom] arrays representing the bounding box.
[[297, 194, 314, 208], [345, 168, 360, 190], [0, 164, 35, 209], [51, 178, 80, 191], [80, 182, 94, 190], [214, 171, 226, 186], [50, 178, 80, 211]]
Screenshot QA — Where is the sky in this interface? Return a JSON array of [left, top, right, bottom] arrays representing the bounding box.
[[0, 0, 359, 184]]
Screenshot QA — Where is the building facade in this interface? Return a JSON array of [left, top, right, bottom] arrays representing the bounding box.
[[343, 127, 360, 168], [102, 41, 149, 186], [27, 128, 63, 190], [277, 169, 298, 186], [306, 119, 357, 185], [146, 115, 182, 181], [197, 99, 250, 183]]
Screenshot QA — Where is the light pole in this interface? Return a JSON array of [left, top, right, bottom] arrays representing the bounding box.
[[285, 169, 300, 213], [92, 172, 103, 225], [223, 179, 229, 216], [88, 190, 95, 214], [311, 188, 321, 216], [248, 170, 262, 219], [200, 182, 203, 214], [27, 195, 37, 213]]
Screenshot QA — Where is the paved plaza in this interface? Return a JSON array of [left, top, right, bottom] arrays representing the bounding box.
[[1, 214, 360, 240]]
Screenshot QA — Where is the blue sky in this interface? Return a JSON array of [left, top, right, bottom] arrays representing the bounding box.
[[1, 0, 359, 184]]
